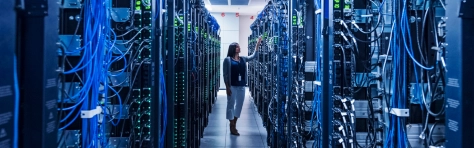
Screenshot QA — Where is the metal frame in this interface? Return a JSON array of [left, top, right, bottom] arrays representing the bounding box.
[[165, 0, 176, 147], [445, 0, 474, 147], [152, 0, 163, 146], [321, 0, 334, 146], [18, 0, 59, 147]]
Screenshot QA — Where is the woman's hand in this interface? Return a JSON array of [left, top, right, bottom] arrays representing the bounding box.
[[255, 36, 262, 51], [226, 88, 232, 96]]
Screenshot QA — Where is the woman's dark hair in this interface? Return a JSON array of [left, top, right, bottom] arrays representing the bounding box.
[[226, 42, 239, 57]]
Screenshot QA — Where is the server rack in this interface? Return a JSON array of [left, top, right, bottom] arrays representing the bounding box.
[[163, 0, 220, 147], [18, 0, 59, 147], [0, 0, 17, 147], [445, 0, 474, 147]]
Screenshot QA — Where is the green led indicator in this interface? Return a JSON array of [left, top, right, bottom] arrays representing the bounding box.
[[136, 1, 141, 5], [334, 4, 340, 8], [344, 5, 350, 9], [136, 6, 141, 10], [334, 0, 340, 2], [146, 6, 151, 9]]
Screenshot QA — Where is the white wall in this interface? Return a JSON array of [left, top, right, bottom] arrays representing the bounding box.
[[239, 15, 255, 57], [213, 12, 239, 89], [212, 13, 256, 89]]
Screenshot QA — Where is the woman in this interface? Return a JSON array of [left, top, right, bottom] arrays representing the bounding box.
[[223, 37, 262, 135]]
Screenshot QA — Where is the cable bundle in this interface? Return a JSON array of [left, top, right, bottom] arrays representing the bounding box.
[[159, 61, 167, 148], [310, 0, 323, 147], [56, 0, 125, 147], [384, 0, 419, 147], [81, 0, 115, 147], [279, 1, 290, 142]]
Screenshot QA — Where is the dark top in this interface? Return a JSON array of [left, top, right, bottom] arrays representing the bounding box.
[[223, 51, 258, 87], [230, 58, 246, 86]]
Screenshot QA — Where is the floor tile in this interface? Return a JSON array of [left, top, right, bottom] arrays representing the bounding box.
[[208, 119, 257, 127], [211, 105, 227, 110], [255, 117, 264, 125], [260, 131, 268, 146], [209, 113, 256, 120], [240, 108, 258, 114], [214, 103, 227, 106], [210, 105, 226, 110], [209, 110, 227, 115], [226, 135, 265, 147], [200, 90, 268, 147], [234, 119, 258, 127], [208, 113, 228, 120], [213, 104, 229, 108], [235, 114, 256, 120], [230, 127, 262, 136], [200, 136, 226, 147], [203, 126, 228, 136], [206, 119, 228, 127], [215, 98, 227, 102], [226, 147, 267, 148], [213, 102, 227, 108]]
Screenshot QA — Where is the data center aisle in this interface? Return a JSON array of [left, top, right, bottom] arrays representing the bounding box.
[[200, 89, 268, 148]]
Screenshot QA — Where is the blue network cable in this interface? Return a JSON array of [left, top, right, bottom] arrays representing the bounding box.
[[277, 7, 289, 141], [59, 109, 82, 130], [310, 0, 323, 147], [57, 64, 96, 107], [310, 0, 320, 146], [107, 85, 123, 126], [102, 0, 120, 145], [385, 0, 397, 146], [60, 104, 81, 122], [63, 27, 101, 74], [384, 1, 415, 147], [399, 0, 433, 70], [106, 29, 128, 77], [58, 70, 94, 130], [63, 41, 91, 55], [13, 55, 19, 148], [159, 61, 168, 148], [80, 0, 112, 146], [56, 0, 113, 146]]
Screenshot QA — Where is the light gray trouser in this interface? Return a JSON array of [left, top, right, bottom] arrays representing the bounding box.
[[227, 86, 246, 120]]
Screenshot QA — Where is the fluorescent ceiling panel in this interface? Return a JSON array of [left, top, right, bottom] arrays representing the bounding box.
[[209, 0, 228, 5], [231, 0, 250, 5]]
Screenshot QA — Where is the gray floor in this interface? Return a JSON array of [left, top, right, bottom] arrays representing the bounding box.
[[200, 89, 268, 148]]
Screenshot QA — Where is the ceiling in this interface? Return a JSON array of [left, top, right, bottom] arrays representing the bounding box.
[[204, 0, 268, 15]]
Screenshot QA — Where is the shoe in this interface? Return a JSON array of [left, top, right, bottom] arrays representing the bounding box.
[[230, 118, 240, 135], [229, 119, 233, 132]]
